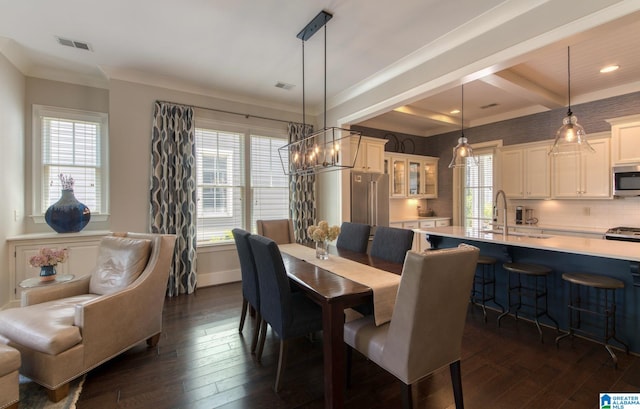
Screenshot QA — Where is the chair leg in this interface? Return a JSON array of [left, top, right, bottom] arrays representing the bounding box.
[[47, 382, 70, 402], [250, 312, 262, 354], [274, 339, 288, 392], [146, 333, 161, 347], [450, 360, 464, 409], [256, 320, 268, 362], [401, 382, 413, 409], [239, 298, 248, 332]]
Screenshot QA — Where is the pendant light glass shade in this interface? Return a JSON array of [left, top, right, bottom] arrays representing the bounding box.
[[549, 46, 595, 156], [449, 85, 478, 168]]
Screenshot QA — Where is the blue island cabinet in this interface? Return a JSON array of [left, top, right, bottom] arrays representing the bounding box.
[[426, 234, 640, 355]]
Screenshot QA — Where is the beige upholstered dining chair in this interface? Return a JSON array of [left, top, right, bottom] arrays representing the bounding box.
[[256, 219, 296, 244], [344, 245, 479, 409], [0, 233, 176, 402]]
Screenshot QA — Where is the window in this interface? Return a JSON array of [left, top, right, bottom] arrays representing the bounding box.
[[463, 150, 494, 230], [33, 105, 109, 220], [195, 121, 289, 245]]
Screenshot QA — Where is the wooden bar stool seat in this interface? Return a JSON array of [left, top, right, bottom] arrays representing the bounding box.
[[470, 255, 504, 321], [555, 272, 629, 367], [498, 262, 559, 342]]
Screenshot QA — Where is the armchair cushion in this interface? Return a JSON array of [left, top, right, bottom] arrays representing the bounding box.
[[0, 294, 98, 355], [89, 236, 151, 295]]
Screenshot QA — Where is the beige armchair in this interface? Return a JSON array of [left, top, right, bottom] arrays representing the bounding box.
[[256, 219, 295, 244], [344, 245, 479, 408], [0, 232, 176, 402]]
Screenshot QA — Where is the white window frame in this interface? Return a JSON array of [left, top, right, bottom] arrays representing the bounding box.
[[32, 105, 109, 223], [452, 140, 502, 226], [195, 117, 289, 247]]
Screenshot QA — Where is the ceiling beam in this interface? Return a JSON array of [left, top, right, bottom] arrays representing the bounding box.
[[479, 69, 565, 109], [392, 106, 461, 127]]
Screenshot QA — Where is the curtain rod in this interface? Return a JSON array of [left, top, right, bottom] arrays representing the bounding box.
[[156, 100, 294, 125]]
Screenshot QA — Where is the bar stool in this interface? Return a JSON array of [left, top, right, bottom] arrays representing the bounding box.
[[470, 255, 504, 321], [498, 262, 559, 342], [555, 272, 629, 367]]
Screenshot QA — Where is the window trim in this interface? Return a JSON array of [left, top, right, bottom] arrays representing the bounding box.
[[194, 117, 289, 246], [452, 139, 502, 226], [31, 104, 109, 223]]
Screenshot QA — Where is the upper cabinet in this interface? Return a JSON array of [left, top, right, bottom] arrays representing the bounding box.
[[607, 114, 640, 165], [500, 142, 551, 199], [385, 152, 438, 198], [350, 136, 387, 173], [552, 135, 610, 199]]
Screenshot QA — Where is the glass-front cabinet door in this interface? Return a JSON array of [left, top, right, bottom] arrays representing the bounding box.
[[408, 160, 421, 196], [391, 158, 406, 197], [423, 159, 438, 197]]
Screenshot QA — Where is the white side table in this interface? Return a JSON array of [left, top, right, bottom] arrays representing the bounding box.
[[19, 274, 75, 289]]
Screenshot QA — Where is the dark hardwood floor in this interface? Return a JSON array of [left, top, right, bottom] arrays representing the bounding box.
[[76, 282, 639, 408]]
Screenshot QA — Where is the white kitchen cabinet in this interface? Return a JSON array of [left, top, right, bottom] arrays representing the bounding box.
[[351, 136, 387, 173], [385, 153, 439, 198], [500, 142, 551, 199], [7, 231, 108, 305], [552, 136, 610, 198], [607, 114, 640, 165]]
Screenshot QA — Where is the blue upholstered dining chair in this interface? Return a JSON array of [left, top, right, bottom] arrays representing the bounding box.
[[248, 234, 324, 392], [370, 226, 415, 264], [336, 222, 371, 253], [232, 228, 262, 354], [345, 245, 480, 409]]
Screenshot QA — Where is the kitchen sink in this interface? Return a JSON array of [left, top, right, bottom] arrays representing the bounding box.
[[480, 229, 552, 239]]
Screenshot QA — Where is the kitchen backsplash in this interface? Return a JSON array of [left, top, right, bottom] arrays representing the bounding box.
[[510, 197, 640, 232], [389, 198, 428, 221]]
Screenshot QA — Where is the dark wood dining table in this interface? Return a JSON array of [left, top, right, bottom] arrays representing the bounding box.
[[280, 245, 403, 409]]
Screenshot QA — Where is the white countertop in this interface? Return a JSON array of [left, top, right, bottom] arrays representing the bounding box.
[[417, 226, 640, 262], [390, 217, 450, 223]]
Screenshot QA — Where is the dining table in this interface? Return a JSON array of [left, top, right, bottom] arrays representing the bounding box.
[[278, 243, 403, 409]]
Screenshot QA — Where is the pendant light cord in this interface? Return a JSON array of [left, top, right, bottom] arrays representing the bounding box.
[[567, 46, 572, 117], [302, 39, 306, 132], [324, 24, 327, 130], [461, 84, 464, 137]]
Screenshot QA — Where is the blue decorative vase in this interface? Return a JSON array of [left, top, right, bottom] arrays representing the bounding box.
[[40, 265, 57, 282], [44, 189, 91, 233]]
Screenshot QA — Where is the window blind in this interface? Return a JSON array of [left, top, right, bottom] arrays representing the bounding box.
[[42, 116, 102, 213], [250, 134, 289, 233], [463, 151, 494, 230]]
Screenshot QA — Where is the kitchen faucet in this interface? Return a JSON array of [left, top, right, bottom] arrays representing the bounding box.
[[493, 189, 508, 236]]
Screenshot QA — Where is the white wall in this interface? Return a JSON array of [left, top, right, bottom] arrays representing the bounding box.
[[0, 53, 25, 306]]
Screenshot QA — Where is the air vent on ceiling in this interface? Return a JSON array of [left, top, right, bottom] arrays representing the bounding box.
[[56, 36, 93, 51], [480, 103, 499, 109], [275, 81, 295, 90]]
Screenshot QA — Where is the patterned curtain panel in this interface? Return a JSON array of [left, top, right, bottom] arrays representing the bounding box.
[[150, 101, 197, 296], [288, 122, 316, 243]]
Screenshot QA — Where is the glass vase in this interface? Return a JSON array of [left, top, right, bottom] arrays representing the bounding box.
[[39, 265, 57, 282], [316, 240, 329, 260]]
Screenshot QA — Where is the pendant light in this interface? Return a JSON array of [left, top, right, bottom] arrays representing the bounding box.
[[449, 84, 478, 168], [278, 10, 362, 175], [549, 46, 595, 155]]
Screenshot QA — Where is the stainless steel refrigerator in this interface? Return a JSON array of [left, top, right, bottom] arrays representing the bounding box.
[[350, 172, 389, 235]]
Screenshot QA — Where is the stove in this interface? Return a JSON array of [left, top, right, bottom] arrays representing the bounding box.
[[604, 226, 640, 242]]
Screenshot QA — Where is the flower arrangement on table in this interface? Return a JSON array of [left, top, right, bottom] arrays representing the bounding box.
[[59, 173, 74, 191], [29, 247, 69, 282], [307, 221, 340, 260]]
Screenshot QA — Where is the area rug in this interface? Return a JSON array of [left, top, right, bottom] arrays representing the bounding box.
[[19, 375, 85, 409]]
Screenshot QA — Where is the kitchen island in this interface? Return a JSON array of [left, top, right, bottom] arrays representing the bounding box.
[[417, 226, 640, 354]]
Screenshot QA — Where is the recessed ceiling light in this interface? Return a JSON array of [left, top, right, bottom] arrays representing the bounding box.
[[450, 109, 460, 114], [600, 65, 620, 73]]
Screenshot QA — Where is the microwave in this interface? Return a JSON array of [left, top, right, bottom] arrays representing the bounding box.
[[613, 165, 640, 196]]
